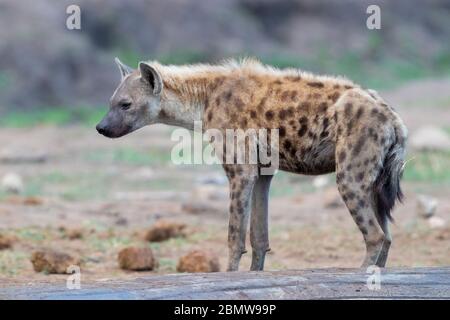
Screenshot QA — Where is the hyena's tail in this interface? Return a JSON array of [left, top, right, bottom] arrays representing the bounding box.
[[373, 116, 408, 223]]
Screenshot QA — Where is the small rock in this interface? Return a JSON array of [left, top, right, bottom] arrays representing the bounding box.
[[0, 149, 47, 164], [0, 234, 14, 250], [195, 174, 227, 185], [427, 216, 446, 229], [182, 201, 226, 215], [1, 173, 24, 194], [118, 247, 156, 271], [312, 176, 329, 189], [410, 126, 450, 152], [65, 228, 84, 240], [191, 185, 228, 201], [23, 196, 44, 206], [417, 195, 438, 218], [177, 250, 220, 273], [31, 249, 79, 274], [145, 220, 186, 242], [323, 187, 344, 209], [115, 217, 128, 226]]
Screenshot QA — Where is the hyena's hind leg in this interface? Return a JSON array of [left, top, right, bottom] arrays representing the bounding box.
[[336, 162, 389, 267], [335, 89, 406, 267]]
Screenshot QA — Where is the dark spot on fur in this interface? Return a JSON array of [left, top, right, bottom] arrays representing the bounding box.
[[352, 136, 366, 156], [360, 226, 368, 235], [265, 110, 274, 120], [287, 107, 295, 117], [283, 140, 292, 150], [281, 91, 290, 101], [235, 98, 244, 109], [319, 102, 328, 113], [368, 128, 378, 141], [347, 120, 354, 135], [307, 82, 324, 88], [299, 116, 308, 125], [336, 172, 345, 183], [298, 101, 311, 111], [344, 103, 353, 117], [338, 151, 346, 163], [356, 215, 364, 224], [224, 91, 232, 102], [298, 126, 308, 137], [378, 112, 388, 122], [328, 92, 340, 103], [358, 199, 366, 209], [207, 111, 213, 122], [290, 147, 297, 157], [273, 80, 282, 85], [290, 91, 298, 100], [278, 109, 287, 120], [257, 97, 267, 112], [320, 131, 328, 139], [287, 75, 302, 82], [347, 191, 356, 200], [279, 126, 286, 137], [344, 85, 353, 89], [240, 118, 248, 127], [356, 107, 364, 119], [355, 172, 364, 182], [250, 110, 257, 118]]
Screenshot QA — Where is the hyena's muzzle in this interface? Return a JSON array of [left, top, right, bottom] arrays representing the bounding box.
[[96, 109, 133, 138]]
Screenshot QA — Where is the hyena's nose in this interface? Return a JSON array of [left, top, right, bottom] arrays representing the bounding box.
[[96, 123, 107, 135]]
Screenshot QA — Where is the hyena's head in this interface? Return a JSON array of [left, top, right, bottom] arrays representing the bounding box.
[[96, 58, 163, 138]]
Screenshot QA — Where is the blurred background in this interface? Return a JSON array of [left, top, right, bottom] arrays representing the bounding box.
[[0, 0, 449, 281]]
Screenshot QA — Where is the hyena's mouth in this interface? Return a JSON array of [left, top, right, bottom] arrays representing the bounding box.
[[97, 124, 134, 138]]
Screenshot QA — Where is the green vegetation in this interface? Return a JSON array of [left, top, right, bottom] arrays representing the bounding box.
[[0, 251, 28, 276], [403, 151, 450, 184], [0, 106, 105, 128], [261, 51, 450, 90], [85, 147, 172, 166]]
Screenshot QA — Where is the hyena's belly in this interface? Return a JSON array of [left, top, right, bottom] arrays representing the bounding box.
[[277, 138, 336, 175]]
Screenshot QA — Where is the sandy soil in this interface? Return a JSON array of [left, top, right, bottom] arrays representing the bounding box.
[[0, 77, 449, 286]]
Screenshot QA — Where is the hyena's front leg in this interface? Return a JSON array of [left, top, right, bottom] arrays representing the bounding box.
[[224, 164, 258, 271], [250, 174, 273, 271]]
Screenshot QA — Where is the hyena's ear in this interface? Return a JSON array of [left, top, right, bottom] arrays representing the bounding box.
[[114, 57, 134, 80], [139, 62, 163, 95]]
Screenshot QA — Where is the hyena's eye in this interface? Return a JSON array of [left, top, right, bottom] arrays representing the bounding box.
[[120, 102, 132, 110]]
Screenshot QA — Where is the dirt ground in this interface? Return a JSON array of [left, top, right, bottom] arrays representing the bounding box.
[[0, 78, 449, 286]]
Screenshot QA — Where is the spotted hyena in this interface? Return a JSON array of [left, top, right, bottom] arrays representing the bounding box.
[[97, 58, 407, 271]]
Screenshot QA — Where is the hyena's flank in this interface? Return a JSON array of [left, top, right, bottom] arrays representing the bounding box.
[[97, 58, 407, 271]]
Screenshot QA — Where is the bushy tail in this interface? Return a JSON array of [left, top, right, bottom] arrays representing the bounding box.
[[373, 124, 407, 223]]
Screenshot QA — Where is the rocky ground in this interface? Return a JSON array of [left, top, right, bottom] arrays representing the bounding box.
[[0, 77, 449, 286]]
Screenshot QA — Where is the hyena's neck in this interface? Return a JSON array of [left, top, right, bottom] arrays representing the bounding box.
[[155, 64, 228, 131]]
